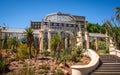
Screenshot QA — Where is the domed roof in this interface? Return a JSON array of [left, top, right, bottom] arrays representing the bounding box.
[[45, 12, 75, 23], [45, 12, 85, 23]]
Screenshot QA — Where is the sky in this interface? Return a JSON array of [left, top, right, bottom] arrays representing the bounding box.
[[0, 0, 120, 28]]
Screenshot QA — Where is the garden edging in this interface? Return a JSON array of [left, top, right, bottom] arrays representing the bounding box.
[[71, 49, 100, 75]]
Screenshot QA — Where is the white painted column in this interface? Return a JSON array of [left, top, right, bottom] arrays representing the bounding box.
[[76, 23, 83, 47], [65, 36, 68, 49], [105, 32, 108, 46], [39, 20, 44, 51], [85, 31, 89, 49], [48, 20, 51, 52], [95, 37, 98, 50]]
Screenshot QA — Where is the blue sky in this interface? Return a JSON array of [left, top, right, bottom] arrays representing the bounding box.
[[0, 0, 120, 28]]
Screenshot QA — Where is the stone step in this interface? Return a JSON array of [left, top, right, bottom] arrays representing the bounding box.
[[101, 61, 120, 63], [101, 63, 120, 67], [91, 55, 120, 75], [95, 69, 120, 72], [91, 72, 120, 75], [98, 67, 120, 70]]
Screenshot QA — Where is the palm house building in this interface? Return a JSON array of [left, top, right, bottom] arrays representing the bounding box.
[[0, 12, 109, 51]]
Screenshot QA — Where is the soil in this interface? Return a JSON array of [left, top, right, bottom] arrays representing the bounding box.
[[0, 50, 91, 75]]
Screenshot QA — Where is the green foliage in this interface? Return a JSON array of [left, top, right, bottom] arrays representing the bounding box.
[[42, 50, 50, 57], [115, 7, 120, 21], [2, 33, 8, 49], [20, 37, 27, 44], [87, 23, 105, 34], [59, 51, 71, 62], [50, 33, 61, 51], [103, 19, 120, 49], [0, 59, 8, 72], [50, 51, 55, 57], [105, 46, 109, 54], [90, 39, 106, 50], [25, 28, 34, 59], [16, 43, 29, 60], [71, 50, 79, 62], [76, 46, 83, 54], [8, 37, 19, 52], [55, 69, 64, 75], [71, 47, 83, 62], [59, 46, 83, 63], [0, 36, 2, 49], [50, 33, 61, 61], [98, 40, 106, 50]]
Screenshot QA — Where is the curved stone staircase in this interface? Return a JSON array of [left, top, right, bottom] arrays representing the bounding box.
[[91, 55, 120, 75]]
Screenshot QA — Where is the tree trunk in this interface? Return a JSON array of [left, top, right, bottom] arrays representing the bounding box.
[[29, 44, 32, 59]]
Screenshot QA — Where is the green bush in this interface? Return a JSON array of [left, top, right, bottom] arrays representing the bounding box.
[[71, 50, 78, 61], [50, 51, 55, 57], [59, 52, 71, 62], [105, 47, 109, 54], [0, 59, 8, 72], [42, 50, 50, 57], [16, 43, 29, 60], [76, 46, 83, 54], [55, 69, 64, 75], [59, 46, 83, 62]]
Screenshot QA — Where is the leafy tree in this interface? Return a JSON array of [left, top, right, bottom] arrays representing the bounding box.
[[103, 19, 120, 49], [102, 7, 120, 49], [25, 28, 34, 59], [87, 23, 105, 33]]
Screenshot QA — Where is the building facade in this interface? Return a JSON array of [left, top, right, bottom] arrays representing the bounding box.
[[0, 12, 86, 51], [30, 12, 86, 51]]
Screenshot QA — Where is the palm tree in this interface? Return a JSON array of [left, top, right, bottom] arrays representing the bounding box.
[[115, 7, 120, 21], [25, 28, 34, 59]]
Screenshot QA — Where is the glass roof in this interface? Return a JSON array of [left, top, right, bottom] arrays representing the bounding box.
[[2, 28, 39, 34]]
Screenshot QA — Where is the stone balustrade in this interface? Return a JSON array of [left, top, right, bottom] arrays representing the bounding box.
[[71, 49, 100, 75]]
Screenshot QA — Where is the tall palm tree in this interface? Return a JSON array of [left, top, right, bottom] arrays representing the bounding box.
[[115, 7, 120, 21], [25, 28, 34, 59]]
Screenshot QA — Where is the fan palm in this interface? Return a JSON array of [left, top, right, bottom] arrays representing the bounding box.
[[25, 28, 34, 59], [115, 7, 120, 21]]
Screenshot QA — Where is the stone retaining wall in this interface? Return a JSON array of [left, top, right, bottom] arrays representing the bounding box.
[[71, 49, 100, 75]]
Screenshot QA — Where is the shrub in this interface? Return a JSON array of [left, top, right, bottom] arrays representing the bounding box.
[[59, 51, 71, 62], [16, 43, 29, 60], [50, 51, 55, 57], [76, 46, 83, 54], [105, 47, 109, 54], [42, 50, 50, 57], [55, 69, 64, 75], [0, 59, 8, 73]]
